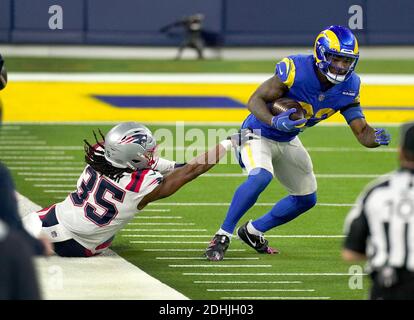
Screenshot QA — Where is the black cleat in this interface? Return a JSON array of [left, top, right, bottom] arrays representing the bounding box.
[[205, 234, 230, 261], [237, 222, 279, 254]]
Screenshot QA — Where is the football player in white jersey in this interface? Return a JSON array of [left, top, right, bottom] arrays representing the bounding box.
[[23, 122, 254, 257]]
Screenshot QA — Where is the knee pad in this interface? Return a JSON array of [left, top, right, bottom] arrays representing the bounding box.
[[247, 168, 273, 192], [292, 192, 317, 211]]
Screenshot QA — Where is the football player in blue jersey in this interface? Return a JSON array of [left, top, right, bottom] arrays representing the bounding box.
[[205, 25, 391, 261]]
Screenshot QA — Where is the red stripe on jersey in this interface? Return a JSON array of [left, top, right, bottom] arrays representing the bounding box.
[[37, 204, 56, 220], [126, 169, 150, 193], [133, 169, 149, 193], [126, 171, 139, 191], [95, 238, 113, 251]]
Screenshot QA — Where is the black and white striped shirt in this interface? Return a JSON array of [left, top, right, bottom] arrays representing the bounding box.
[[344, 169, 414, 272]]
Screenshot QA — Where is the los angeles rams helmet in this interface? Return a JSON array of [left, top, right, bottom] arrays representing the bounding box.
[[104, 122, 157, 170], [314, 25, 359, 84]]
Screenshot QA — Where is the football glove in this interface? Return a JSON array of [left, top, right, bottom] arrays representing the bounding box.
[[374, 128, 391, 146], [271, 109, 307, 132]]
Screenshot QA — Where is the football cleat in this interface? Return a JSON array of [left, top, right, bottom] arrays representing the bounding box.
[[205, 234, 230, 261], [237, 222, 279, 254]]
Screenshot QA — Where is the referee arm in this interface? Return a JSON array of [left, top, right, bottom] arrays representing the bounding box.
[[342, 194, 369, 262]]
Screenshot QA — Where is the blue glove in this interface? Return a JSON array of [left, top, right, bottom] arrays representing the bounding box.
[[271, 108, 307, 132], [374, 128, 391, 146]]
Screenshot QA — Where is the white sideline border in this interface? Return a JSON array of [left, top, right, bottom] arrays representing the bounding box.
[[16, 193, 188, 300], [8, 72, 414, 84]]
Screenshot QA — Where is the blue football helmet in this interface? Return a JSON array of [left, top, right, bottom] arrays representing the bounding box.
[[313, 25, 359, 84]]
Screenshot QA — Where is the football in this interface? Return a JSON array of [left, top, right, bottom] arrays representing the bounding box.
[[270, 97, 305, 121]]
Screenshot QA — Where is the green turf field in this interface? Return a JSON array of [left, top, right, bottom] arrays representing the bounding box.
[[6, 57, 414, 73], [0, 123, 401, 299]]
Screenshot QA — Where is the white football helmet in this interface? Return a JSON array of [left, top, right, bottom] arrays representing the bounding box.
[[104, 122, 157, 170]]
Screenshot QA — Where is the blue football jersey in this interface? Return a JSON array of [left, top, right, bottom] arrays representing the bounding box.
[[242, 54, 364, 142]]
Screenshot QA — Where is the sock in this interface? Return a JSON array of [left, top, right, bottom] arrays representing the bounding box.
[[216, 228, 233, 239], [246, 220, 262, 236], [252, 192, 317, 233], [220, 168, 273, 234]]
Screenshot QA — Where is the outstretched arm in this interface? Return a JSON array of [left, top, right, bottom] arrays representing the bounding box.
[[138, 130, 257, 210], [137, 142, 229, 210]]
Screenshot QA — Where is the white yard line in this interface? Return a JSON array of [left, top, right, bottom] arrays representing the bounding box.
[[200, 173, 383, 178], [16, 193, 188, 300], [5, 162, 82, 166], [0, 136, 39, 140], [130, 241, 210, 244], [122, 234, 344, 238], [122, 235, 210, 238], [18, 172, 80, 176], [208, 289, 315, 292], [156, 257, 259, 260], [148, 202, 355, 207], [128, 223, 195, 226], [169, 264, 272, 268], [14, 171, 387, 180], [25, 178, 77, 182], [266, 235, 345, 238], [194, 280, 302, 284], [34, 184, 76, 188], [0, 141, 46, 145], [144, 249, 246, 252], [121, 229, 208, 232], [0, 130, 29, 134], [0, 156, 74, 160], [0, 145, 399, 152], [7, 166, 82, 171], [160, 146, 397, 153], [9, 72, 414, 85], [1, 125, 21, 130], [0, 146, 82, 150], [222, 296, 331, 300], [183, 272, 367, 276], [3, 151, 66, 155], [134, 216, 182, 219]]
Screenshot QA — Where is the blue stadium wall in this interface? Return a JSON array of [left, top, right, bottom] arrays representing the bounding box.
[[0, 0, 413, 46]]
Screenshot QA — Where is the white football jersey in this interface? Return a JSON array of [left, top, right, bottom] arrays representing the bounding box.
[[55, 165, 164, 250]]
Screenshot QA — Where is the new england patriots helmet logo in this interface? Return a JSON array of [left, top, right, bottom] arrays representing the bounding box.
[[119, 132, 149, 148]]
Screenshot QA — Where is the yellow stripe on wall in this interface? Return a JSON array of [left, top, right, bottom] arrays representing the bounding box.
[[1, 82, 414, 123]]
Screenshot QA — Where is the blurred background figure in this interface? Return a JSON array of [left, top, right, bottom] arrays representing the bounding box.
[[0, 54, 41, 300], [160, 13, 206, 60], [0, 219, 41, 300], [343, 122, 414, 300]]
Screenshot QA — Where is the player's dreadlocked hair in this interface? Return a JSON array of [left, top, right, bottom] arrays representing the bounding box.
[[84, 129, 132, 182]]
